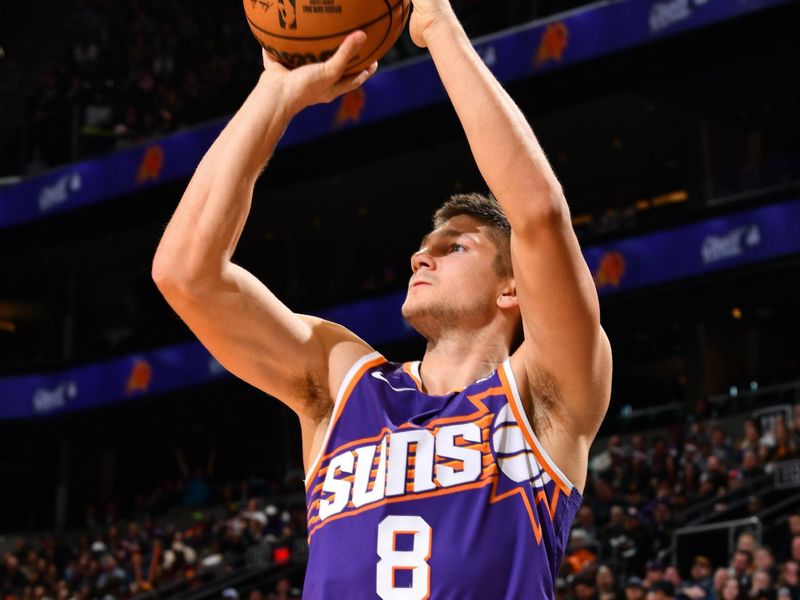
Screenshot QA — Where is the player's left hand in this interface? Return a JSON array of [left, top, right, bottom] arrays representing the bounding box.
[[261, 31, 378, 114], [409, 0, 458, 48]]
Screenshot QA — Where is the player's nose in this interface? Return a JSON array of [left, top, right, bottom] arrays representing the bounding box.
[[410, 251, 435, 273]]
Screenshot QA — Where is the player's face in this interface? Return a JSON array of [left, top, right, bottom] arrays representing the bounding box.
[[401, 214, 511, 340]]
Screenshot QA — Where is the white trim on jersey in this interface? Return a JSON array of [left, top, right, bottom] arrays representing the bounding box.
[[501, 358, 575, 492], [410, 360, 422, 383], [304, 351, 384, 483]]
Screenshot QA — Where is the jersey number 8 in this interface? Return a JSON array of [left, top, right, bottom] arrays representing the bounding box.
[[376, 515, 432, 600]]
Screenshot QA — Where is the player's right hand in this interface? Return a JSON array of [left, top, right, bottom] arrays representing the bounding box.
[[261, 31, 378, 114]]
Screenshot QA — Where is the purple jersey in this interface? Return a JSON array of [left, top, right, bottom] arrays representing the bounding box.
[[303, 352, 582, 599]]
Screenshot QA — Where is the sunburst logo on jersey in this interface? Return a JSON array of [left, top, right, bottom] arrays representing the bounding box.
[[491, 404, 552, 489]]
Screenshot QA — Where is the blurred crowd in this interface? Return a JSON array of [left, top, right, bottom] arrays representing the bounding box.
[[16, 0, 259, 175], [0, 481, 307, 600], [2, 0, 591, 176], [557, 403, 800, 599]]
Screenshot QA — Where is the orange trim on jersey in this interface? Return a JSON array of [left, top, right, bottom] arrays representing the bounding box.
[[402, 362, 424, 391], [304, 354, 387, 492], [309, 467, 562, 546], [488, 475, 563, 544], [309, 475, 496, 539], [497, 365, 571, 495], [424, 525, 433, 600]]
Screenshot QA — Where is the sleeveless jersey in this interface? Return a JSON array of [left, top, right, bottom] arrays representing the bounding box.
[[303, 352, 583, 599]]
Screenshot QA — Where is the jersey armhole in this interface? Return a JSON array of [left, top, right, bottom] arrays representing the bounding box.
[[304, 351, 385, 486], [498, 359, 577, 496]]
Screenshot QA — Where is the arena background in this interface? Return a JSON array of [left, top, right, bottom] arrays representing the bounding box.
[[1, 0, 800, 598]]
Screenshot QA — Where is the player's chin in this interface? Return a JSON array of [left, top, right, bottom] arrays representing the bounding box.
[[401, 295, 424, 320]]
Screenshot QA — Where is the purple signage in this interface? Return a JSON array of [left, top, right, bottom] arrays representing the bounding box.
[[0, 0, 791, 228], [2, 197, 799, 419]]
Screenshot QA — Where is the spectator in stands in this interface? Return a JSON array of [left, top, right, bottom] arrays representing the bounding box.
[[680, 459, 701, 500], [577, 506, 600, 545], [712, 567, 730, 597], [739, 418, 764, 458], [650, 579, 676, 599], [266, 576, 294, 600], [600, 505, 626, 551], [664, 565, 682, 589], [650, 502, 674, 557], [679, 555, 713, 599], [777, 561, 800, 597], [572, 574, 598, 600], [755, 547, 777, 581], [741, 450, 765, 480], [737, 532, 759, 554], [565, 529, 597, 576], [750, 569, 774, 598], [770, 417, 799, 462], [719, 576, 743, 600], [624, 577, 646, 600], [711, 425, 735, 465], [595, 564, 619, 600], [731, 549, 754, 591], [644, 560, 666, 589], [1, 554, 28, 590], [777, 516, 800, 562]]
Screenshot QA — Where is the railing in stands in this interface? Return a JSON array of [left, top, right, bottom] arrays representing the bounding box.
[[672, 516, 762, 573]]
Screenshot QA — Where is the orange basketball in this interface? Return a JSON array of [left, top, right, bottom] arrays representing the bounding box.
[[244, 0, 410, 75]]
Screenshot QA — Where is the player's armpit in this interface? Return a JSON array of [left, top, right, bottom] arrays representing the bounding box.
[[154, 262, 374, 422]]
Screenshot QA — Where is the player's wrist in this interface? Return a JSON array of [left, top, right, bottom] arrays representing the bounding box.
[[421, 12, 463, 46], [256, 70, 304, 119]]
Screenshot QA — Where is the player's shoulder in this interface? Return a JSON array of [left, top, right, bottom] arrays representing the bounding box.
[[291, 315, 377, 413]]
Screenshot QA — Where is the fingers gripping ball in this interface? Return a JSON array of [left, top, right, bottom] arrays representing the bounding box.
[[244, 0, 410, 75]]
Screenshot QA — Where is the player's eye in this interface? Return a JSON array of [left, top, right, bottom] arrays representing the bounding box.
[[448, 244, 465, 253]]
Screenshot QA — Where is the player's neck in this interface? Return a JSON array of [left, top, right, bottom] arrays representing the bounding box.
[[418, 332, 509, 395]]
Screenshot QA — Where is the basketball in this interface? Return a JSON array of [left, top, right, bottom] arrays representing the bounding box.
[[244, 0, 410, 75]]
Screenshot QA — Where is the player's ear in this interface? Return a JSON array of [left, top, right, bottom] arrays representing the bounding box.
[[496, 278, 518, 310]]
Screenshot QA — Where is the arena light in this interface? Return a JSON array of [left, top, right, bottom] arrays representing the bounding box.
[[653, 190, 689, 205]]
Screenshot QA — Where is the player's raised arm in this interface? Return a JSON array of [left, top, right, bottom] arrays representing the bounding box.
[[151, 34, 378, 422], [411, 5, 611, 453]]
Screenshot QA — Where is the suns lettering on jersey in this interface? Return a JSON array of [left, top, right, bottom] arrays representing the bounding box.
[[316, 421, 489, 523]]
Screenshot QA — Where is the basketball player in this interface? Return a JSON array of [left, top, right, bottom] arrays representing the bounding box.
[[152, 0, 612, 596]]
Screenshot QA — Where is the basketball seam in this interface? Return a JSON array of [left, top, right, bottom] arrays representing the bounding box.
[[246, 0, 405, 42], [354, 0, 394, 70]]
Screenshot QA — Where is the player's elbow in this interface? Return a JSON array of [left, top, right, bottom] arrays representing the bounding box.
[[151, 252, 182, 291], [151, 245, 220, 294], [151, 254, 199, 297], [513, 186, 569, 234]]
